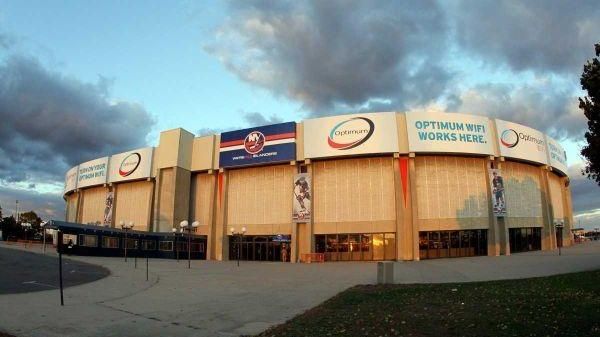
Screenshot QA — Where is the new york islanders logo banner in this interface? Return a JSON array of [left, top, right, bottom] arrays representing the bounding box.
[[219, 122, 296, 168]]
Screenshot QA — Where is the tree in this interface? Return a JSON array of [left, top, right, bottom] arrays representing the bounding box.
[[580, 43, 600, 185], [1, 216, 20, 241]]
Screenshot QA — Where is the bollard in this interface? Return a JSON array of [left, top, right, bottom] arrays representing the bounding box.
[[377, 261, 394, 284]]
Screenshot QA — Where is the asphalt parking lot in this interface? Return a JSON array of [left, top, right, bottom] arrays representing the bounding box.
[[0, 247, 109, 294]]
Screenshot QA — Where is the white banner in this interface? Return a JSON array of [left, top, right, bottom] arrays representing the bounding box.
[[108, 147, 154, 183], [64, 165, 78, 193], [77, 157, 109, 188], [292, 173, 311, 222], [303, 112, 399, 158], [545, 135, 568, 175], [489, 168, 506, 217], [495, 119, 548, 165], [406, 112, 495, 155]]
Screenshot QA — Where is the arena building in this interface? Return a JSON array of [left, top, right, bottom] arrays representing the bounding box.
[[62, 111, 573, 262]]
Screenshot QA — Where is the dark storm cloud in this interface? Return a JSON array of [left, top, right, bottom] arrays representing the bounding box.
[[450, 82, 586, 140], [568, 163, 600, 214], [0, 186, 63, 221], [0, 55, 155, 184], [453, 0, 600, 74], [206, 0, 452, 114]]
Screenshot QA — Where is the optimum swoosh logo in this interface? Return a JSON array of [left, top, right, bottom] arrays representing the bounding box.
[[119, 152, 141, 177], [500, 129, 519, 148], [327, 117, 375, 150]]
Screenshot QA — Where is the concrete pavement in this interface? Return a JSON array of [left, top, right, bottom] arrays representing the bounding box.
[[0, 241, 599, 337]]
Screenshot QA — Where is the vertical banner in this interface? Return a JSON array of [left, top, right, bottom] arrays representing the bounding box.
[[489, 169, 506, 217], [292, 173, 312, 222], [103, 191, 114, 226]]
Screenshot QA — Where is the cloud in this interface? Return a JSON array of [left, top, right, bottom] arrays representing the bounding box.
[[197, 111, 286, 136], [0, 54, 155, 185], [453, 0, 600, 74], [206, 0, 453, 114], [0, 186, 62, 221], [568, 163, 600, 214], [448, 81, 586, 140]]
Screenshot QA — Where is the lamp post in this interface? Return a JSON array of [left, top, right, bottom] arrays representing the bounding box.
[[230, 226, 246, 267], [179, 220, 199, 269], [40, 221, 47, 253], [120, 221, 134, 262], [172, 227, 184, 262]]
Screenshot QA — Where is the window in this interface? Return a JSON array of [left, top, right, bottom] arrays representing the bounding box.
[[316, 233, 395, 261], [78, 234, 98, 247], [62, 234, 77, 245], [419, 230, 488, 259], [509, 227, 542, 253], [191, 243, 204, 252], [159, 241, 173, 251], [142, 240, 156, 251], [102, 236, 119, 249], [123, 238, 137, 249]]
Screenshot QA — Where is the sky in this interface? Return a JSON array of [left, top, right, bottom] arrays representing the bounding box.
[[0, 0, 598, 229]]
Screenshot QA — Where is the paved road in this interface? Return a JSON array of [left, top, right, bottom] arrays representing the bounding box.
[[0, 247, 109, 294], [0, 241, 599, 337]]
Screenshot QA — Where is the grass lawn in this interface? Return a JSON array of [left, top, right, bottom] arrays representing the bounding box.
[[255, 270, 600, 337]]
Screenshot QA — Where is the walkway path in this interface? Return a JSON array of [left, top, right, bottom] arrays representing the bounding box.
[[0, 241, 599, 337]]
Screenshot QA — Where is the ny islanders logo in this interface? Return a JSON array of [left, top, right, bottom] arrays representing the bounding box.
[[244, 131, 266, 154], [119, 152, 141, 177], [327, 117, 375, 150], [500, 129, 519, 148]]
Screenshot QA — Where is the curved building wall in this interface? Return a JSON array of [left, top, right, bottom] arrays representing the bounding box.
[[65, 193, 78, 223], [548, 173, 565, 221], [502, 161, 543, 227], [80, 186, 108, 225], [415, 156, 489, 230], [226, 164, 294, 234], [313, 157, 396, 234], [114, 180, 153, 231]]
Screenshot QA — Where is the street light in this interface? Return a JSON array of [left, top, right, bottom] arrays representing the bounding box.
[[180, 220, 199, 269], [172, 227, 184, 262], [40, 221, 47, 253], [230, 226, 247, 267], [120, 221, 134, 262]]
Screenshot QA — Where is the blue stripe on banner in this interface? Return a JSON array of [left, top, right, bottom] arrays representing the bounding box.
[[219, 142, 296, 168], [220, 122, 296, 143]]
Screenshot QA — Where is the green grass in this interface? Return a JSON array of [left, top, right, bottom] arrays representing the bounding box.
[[255, 270, 600, 337]]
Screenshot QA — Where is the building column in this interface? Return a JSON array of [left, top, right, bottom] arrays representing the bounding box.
[[486, 158, 503, 256], [408, 154, 419, 261], [214, 170, 229, 261], [540, 167, 555, 251], [562, 178, 574, 247]]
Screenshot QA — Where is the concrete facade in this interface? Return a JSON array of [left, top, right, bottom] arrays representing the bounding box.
[[63, 112, 574, 262]]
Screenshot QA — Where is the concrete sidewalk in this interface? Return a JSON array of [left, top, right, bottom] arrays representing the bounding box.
[[0, 241, 599, 337]]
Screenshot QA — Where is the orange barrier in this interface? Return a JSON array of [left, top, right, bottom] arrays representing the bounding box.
[[301, 253, 325, 263]]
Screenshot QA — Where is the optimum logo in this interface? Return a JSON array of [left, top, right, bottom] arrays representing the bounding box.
[[500, 129, 519, 148], [244, 131, 265, 154], [119, 152, 141, 177], [327, 117, 375, 150]]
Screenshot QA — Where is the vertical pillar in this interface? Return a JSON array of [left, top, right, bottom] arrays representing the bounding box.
[[214, 170, 229, 261], [562, 178, 574, 246], [540, 167, 555, 251], [394, 155, 413, 261], [408, 154, 419, 261], [485, 158, 502, 256]]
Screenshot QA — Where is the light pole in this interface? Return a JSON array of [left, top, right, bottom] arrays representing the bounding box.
[[120, 221, 134, 262], [172, 227, 184, 262], [230, 227, 247, 267], [179, 220, 199, 269], [41, 221, 47, 253]]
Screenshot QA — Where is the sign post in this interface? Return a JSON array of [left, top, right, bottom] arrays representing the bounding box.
[[57, 230, 64, 306], [556, 222, 564, 256]]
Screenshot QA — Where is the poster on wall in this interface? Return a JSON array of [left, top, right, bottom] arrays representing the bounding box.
[[64, 165, 78, 193], [219, 122, 296, 168], [489, 169, 506, 217], [545, 135, 568, 175], [292, 173, 311, 222], [108, 147, 154, 183], [103, 191, 114, 226], [406, 112, 495, 155], [495, 119, 548, 165], [77, 157, 109, 188], [303, 112, 399, 158]]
